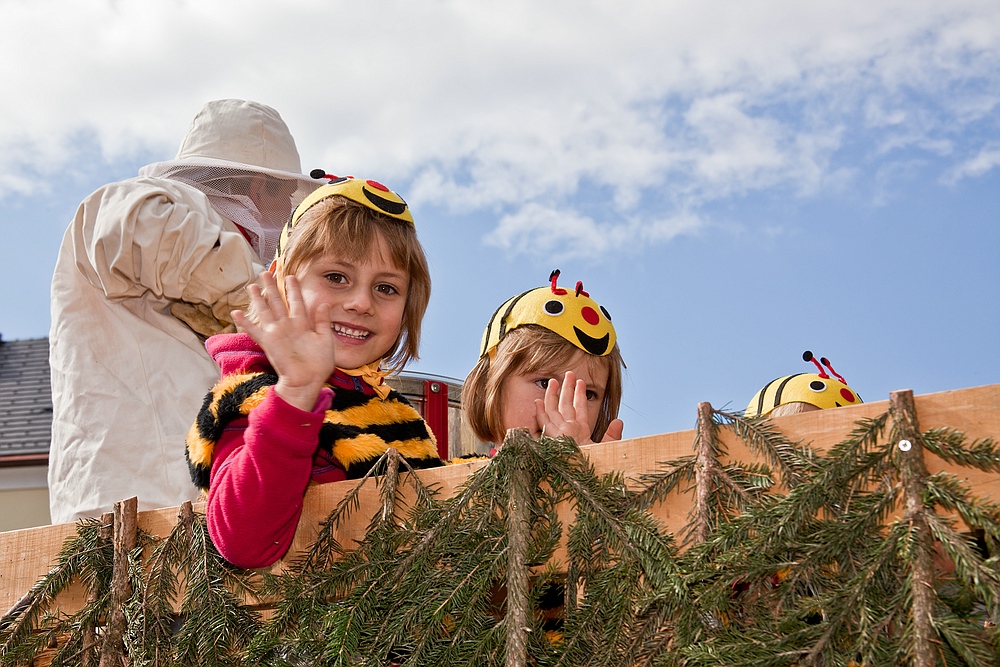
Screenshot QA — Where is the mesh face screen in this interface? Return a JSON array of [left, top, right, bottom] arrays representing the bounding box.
[[144, 164, 317, 262]]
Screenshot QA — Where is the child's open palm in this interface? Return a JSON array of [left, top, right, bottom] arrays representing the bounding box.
[[232, 271, 337, 412], [535, 371, 624, 446]]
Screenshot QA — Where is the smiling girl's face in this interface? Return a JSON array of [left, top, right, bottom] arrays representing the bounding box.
[[498, 349, 608, 441], [270, 194, 431, 371], [289, 233, 408, 370]]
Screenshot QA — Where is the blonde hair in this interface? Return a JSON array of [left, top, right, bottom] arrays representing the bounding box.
[[768, 401, 821, 417], [462, 325, 623, 444], [270, 195, 431, 370]]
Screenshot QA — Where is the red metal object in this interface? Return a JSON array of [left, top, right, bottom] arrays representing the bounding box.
[[423, 380, 450, 460]]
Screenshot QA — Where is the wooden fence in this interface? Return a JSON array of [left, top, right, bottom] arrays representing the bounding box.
[[2, 383, 998, 617]]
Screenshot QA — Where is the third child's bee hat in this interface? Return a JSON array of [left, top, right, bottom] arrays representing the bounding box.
[[480, 270, 617, 358], [276, 172, 413, 258], [745, 351, 863, 417]]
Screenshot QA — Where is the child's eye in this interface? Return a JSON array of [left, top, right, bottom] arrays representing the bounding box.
[[325, 272, 347, 284], [375, 283, 399, 295], [534, 378, 550, 390], [586, 390, 599, 401]]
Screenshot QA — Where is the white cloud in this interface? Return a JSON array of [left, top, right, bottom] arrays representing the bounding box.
[[682, 93, 801, 194], [485, 203, 702, 261], [942, 144, 1000, 184], [1, 0, 998, 258]]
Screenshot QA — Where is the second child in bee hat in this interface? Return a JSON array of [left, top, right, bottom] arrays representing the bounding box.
[[463, 270, 626, 453], [745, 351, 862, 418]]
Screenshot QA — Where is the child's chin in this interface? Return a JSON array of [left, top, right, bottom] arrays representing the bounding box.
[[338, 346, 396, 371], [334, 352, 367, 370]]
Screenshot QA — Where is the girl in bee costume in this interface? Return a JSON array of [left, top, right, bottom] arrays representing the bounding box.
[[185, 176, 441, 569], [463, 271, 626, 451], [745, 351, 862, 418]]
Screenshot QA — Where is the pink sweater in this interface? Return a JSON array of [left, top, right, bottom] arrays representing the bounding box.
[[204, 334, 354, 568]]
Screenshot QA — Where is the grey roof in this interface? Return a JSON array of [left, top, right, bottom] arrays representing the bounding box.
[[0, 337, 52, 458]]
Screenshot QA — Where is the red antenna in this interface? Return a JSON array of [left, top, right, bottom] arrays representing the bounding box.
[[821, 357, 847, 384], [309, 169, 352, 183], [802, 351, 829, 378], [574, 281, 589, 297], [549, 269, 567, 295]]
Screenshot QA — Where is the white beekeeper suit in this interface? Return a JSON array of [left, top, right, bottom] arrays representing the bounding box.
[[48, 100, 320, 523]]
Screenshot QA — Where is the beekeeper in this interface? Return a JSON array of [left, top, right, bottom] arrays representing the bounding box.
[[48, 99, 320, 523]]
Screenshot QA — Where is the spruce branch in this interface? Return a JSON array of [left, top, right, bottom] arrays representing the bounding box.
[[633, 456, 696, 511], [377, 446, 401, 530], [921, 429, 1000, 473], [98, 496, 138, 667], [0, 517, 113, 665], [923, 473, 1000, 548], [819, 412, 893, 502], [170, 504, 261, 666], [926, 512, 1000, 615], [692, 402, 722, 545], [891, 389, 937, 667], [933, 613, 998, 667], [529, 435, 637, 556], [84, 512, 113, 667], [295, 449, 402, 573], [130, 501, 198, 667], [719, 408, 817, 489], [390, 448, 496, 577], [505, 437, 531, 667]]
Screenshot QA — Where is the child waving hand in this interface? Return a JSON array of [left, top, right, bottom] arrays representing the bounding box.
[[186, 177, 441, 568]]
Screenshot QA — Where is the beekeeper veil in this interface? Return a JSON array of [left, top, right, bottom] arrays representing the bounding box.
[[140, 99, 319, 262]]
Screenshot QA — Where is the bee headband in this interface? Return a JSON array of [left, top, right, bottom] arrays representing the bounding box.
[[745, 351, 863, 417], [277, 174, 413, 257], [480, 270, 617, 358]]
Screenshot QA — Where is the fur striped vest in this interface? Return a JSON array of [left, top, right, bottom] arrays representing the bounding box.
[[186, 372, 442, 490]]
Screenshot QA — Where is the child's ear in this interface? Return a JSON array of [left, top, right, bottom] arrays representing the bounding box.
[[268, 260, 278, 275]]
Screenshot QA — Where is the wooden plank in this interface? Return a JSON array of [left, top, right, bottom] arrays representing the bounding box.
[[0, 521, 78, 614], [0, 503, 210, 615], [580, 384, 1000, 536], [282, 456, 490, 564], [914, 384, 1000, 497], [3, 383, 998, 614]]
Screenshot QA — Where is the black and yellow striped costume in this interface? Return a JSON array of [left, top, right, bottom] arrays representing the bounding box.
[[186, 371, 443, 491]]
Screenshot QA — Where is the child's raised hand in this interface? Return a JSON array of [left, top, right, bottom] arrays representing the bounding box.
[[231, 271, 336, 412], [601, 418, 624, 442], [535, 371, 600, 445]]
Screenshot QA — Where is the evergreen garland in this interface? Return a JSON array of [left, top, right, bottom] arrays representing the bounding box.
[[1, 391, 998, 666]]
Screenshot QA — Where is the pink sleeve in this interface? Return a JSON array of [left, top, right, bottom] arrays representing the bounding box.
[[206, 386, 334, 569]]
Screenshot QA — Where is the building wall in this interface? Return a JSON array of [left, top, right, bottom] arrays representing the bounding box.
[[0, 466, 50, 531]]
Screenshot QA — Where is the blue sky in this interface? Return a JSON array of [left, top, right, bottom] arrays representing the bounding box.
[[0, 0, 997, 438]]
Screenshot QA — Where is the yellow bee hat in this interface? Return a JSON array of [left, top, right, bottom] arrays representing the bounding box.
[[277, 172, 413, 257], [745, 351, 863, 417], [480, 270, 617, 358]]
